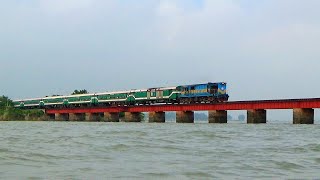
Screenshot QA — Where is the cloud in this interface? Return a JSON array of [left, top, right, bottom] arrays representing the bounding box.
[[243, 23, 320, 60], [0, 0, 319, 105], [153, 0, 242, 47], [39, 0, 94, 14]]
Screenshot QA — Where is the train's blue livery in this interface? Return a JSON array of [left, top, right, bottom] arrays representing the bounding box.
[[177, 82, 229, 102]]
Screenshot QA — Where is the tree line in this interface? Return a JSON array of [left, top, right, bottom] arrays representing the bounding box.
[[72, 89, 88, 95], [0, 96, 13, 108], [0, 96, 45, 121], [0, 89, 87, 121]]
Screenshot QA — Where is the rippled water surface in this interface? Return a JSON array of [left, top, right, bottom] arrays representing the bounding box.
[[0, 121, 320, 179]]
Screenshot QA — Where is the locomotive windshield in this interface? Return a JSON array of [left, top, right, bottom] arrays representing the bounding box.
[[209, 84, 218, 94]]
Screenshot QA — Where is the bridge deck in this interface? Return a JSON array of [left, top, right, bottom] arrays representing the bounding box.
[[46, 98, 320, 114]]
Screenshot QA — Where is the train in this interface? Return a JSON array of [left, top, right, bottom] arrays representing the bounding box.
[[13, 82, 229, 109]]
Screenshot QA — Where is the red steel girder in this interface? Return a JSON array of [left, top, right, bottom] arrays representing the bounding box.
[[45, 98, 320, 114]]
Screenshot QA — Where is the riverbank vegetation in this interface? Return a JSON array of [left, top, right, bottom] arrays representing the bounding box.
[[0, 96, 45, 121]]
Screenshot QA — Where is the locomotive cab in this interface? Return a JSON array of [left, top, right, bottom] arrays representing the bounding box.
[[216, 82, 229, 101], [208, 84, 218, 94]]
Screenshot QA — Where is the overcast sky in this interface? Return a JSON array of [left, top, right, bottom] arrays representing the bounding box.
[[1, 0, 320, 103]]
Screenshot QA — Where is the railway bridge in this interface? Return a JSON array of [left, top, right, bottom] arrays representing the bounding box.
[[44, 98, 320, 124]]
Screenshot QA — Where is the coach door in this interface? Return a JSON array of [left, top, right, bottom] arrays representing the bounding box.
[[147, 89, 156, 99], [157, 90, 163, 99], [147, 90, 151, 99], [147, 88, 157, 99]]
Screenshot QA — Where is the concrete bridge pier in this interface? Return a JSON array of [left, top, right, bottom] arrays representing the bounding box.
[[293, 108, 314, 124], [124, 112, 142, 122], [85, 113, 101, 122], [209, 110, 227, 123], [149, 112, 165, 123], [247, 110, 266, 124], [55, 113, 69, 121], [104, 112, 120, 122], [176, 111, 194, 123], [46, 114, 55, 121], [69, 113, 85, 121]]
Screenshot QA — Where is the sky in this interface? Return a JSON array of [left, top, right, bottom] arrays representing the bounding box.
[[1, 0, 320, 119]]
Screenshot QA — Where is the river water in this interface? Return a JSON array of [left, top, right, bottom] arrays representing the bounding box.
[[0, 121, 319, 179]]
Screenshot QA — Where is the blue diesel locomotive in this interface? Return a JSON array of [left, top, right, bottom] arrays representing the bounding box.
[[177, 82, 229, 103]]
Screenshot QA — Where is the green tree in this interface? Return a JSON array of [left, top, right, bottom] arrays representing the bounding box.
[[0, 96, 13, 109], [72, 89, 88, 95]]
